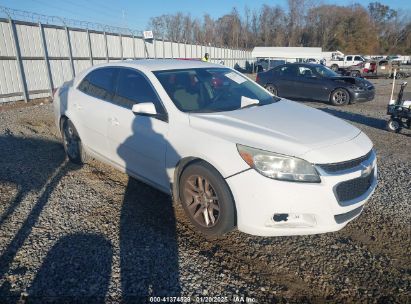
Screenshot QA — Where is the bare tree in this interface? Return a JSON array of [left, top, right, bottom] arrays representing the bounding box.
[[146, 2, 410, 54]]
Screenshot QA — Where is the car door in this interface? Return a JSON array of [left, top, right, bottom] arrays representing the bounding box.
[[107, 67, 169, 190], [273, 65, 299, 98], [345, 56, 353, 67], [353, 56, 364, 66], [73, 67, 117, 158], [296, 65, 326, 100]]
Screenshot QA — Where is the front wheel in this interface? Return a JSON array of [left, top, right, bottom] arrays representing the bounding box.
[[387, 118, 402, 133], [179, 161, 236, 236], [62, 119, 88, 164], [330, 88, 350, 106]]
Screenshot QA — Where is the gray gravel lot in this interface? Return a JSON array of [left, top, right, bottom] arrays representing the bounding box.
[[0, 78, 410, 303]]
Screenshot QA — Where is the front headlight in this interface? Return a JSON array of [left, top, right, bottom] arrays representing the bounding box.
[[237, 144, 321, 183], [351, 85, 364, 91]]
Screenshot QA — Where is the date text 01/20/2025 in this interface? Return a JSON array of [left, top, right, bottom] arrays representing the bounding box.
[[148, 296, 256, 302]]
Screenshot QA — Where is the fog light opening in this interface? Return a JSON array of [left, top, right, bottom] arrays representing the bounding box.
[[267, 213, 317, 228]]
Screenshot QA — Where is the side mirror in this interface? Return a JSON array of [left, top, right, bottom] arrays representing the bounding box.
[[131, 102, 157, 116]]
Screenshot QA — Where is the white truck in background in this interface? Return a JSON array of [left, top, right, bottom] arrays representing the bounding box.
[[326, 55, 366, 71]]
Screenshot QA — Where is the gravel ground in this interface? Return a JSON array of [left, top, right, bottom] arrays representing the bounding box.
[[0, 78, 410, 303]]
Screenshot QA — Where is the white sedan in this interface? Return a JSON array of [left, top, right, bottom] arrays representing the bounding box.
[[53, 59, 377, 237]]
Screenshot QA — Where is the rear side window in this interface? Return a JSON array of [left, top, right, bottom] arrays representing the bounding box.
[[276, 65, 298, 77], [298, 66, 313, 77], [346, 56, 353, 61], [114, 69, 163, 113], [78, 68, 117, 101]]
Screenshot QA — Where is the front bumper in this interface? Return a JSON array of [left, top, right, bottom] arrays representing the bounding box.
[[226, 158, 377, 237], [352, 89, 375, 102]]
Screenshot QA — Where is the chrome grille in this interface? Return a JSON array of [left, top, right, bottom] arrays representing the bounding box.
[[317, 150, 373, 173]]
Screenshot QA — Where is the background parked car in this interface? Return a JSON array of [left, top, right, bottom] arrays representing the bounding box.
[[327, 55, 365, 71], [256, 63, 375, 106]]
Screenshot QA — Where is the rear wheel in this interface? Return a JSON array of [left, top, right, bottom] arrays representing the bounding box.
[[265, 84, 278, 95], [179, 161, 236, 236], [387, 118, 402, 133], [61, 119, 88, 164], [330, 88, 350, 106]]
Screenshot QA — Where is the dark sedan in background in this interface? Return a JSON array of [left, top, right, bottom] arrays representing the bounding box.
[[256, 63, 375, 106]]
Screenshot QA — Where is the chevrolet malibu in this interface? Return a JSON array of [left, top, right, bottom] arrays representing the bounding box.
[[53, 60, 377, 237]]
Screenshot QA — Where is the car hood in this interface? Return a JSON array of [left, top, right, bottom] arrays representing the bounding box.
[[189, 99, 362, 162], [328, 76, 371, 88]]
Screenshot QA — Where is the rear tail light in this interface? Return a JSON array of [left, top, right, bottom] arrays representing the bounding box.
[[256, 74, 260, 82]]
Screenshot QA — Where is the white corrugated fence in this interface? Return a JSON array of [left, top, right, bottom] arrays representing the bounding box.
[[0, 17, 253, 103]]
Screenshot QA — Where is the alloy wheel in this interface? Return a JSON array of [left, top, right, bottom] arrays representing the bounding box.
[[266, 85, 277, 95], [332, 90, 349, 105], [183, 175, 220, 227]]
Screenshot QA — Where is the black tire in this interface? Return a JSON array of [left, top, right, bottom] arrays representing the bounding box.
[[330, 88, 350, 106], [265, 84, 278, 95], [386, 118, 402, 133], [350, 71, 360, 78], [61, 119, 88, 164], [331, 64, 339, 72], [179, 161, 236, 236]]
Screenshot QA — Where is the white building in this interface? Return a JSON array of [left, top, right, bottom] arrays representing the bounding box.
[[251, 47, 323, 61]]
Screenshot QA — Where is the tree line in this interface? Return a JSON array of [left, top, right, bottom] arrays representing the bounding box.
[[148, 1, 411, 55]]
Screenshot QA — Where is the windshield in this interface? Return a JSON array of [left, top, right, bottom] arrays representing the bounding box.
[[313, 65, 339, 78], [154, 68, 280, 113]]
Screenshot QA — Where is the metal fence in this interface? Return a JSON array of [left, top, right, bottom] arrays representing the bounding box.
[[0, 8, 253, 103]]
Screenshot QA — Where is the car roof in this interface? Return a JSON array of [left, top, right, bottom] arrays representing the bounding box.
[[92, 59, 222, 72], [272, 63, 323, 69]]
